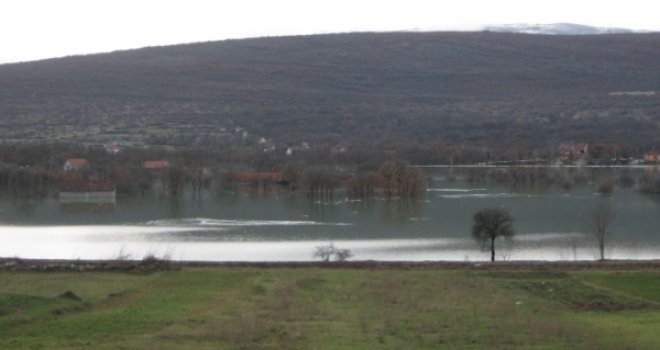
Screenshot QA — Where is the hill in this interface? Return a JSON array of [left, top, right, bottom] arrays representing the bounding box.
[[1, 31, 660, 161]]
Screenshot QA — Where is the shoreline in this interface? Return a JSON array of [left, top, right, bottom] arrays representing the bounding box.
[[2, 257, 659, 272]]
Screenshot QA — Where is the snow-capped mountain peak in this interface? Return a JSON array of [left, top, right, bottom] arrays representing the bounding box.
[[482, 23, 635, 35]]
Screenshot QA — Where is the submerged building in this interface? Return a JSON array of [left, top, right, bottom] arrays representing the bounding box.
[[58, 179, 116, 204]]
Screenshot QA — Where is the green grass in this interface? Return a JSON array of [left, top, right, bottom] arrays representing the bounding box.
[[0, 267, 658, 349], [571, 270, 660, 303], [0, 271, 158, 303]]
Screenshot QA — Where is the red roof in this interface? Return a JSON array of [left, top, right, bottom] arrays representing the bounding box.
[[233, 172, 282, 183], [60, 179, 115, 192], [144, 160, 169, 169]]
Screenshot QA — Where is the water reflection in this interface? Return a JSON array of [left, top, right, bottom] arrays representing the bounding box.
[[59, 203, 115, 214], [167, 196, 184, 219], [379, 198, 427, 227], [0, 224, 657, 261], [14, 198, 39, 219]]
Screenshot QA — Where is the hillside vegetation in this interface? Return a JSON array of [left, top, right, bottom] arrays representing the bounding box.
[[1, 32, 660, 160]]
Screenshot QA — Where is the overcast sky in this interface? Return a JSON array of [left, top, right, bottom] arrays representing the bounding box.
[[1, 0, 659, 64]]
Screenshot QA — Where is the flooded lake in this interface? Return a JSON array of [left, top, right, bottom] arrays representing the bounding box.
[[1, 166, 659, 261]]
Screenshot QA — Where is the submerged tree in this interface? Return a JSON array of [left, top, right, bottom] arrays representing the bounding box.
[[302, 166, 338, 200], [590, 201, 615, 260], [471, 208, 515, 262], [345, 171, 380, 199], [378, 160, 427, 198]]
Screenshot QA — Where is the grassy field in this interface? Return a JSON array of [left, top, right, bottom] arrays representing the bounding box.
[[0, 264, 658, 349]]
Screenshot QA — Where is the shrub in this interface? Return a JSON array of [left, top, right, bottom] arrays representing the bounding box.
[[312, 244, 353, 262]]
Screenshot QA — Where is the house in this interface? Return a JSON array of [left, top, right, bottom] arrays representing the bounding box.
[[330, 143, 348, 155], [63, 158, 89, 172], [263, 143, 276, 153], [258, 138, 277, 152], [644, 150, 660, 163], [104, 143, 121, 154], [59, 179, 116, 204], [143, 160, 169, 170], [285, 142, 311, 156], [558, 143, 589, 162]]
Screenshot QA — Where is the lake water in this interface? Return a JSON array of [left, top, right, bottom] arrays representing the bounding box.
[[1, 166, 659, 262]]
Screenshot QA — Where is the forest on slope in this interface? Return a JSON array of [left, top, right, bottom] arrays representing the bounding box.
[[1, 31, 660, 162]]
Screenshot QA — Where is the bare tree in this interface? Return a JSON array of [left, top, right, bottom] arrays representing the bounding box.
[[378, 160, 427, 198], [313, 244, 336, 262], [164, 164, 185, 197], [335, 248, 353, 262], [471, 208, 515, 262], [302, 167, 338, 200], [312, 243, 353, 262], [590, 201, 615, 260], [345, 171, 380, 199]]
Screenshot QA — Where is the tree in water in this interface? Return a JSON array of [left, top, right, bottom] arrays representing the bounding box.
[[590, 201, 615, 260], [164, 165, 185, 198], [377, 160, 427, 198], [345, 171, 380, 199], [302, 166, 338, 201], [471, 208, 515, 262]]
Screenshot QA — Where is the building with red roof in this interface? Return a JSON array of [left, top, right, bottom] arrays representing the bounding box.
[[63, 158, 90, 171], [143, 160, 169, 170], [59, 179, 116, 204]]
